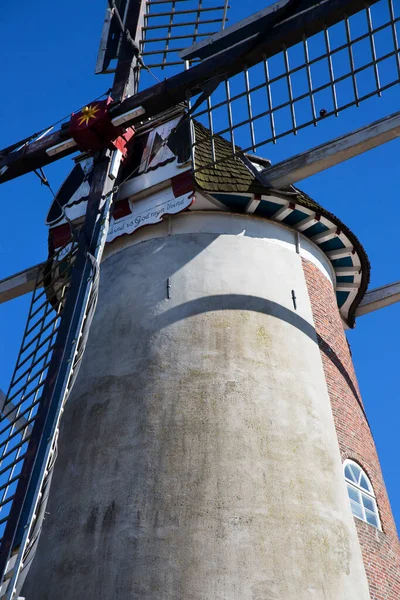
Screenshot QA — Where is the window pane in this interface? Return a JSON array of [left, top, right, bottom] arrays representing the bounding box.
[[350, 499, 364, 520], [347, 484, 361, 503], [365, 510, 378, 528], [362, 493, 375, 512], [345, 465, 356, 482], [360, 473, 372, 492], [349, 463, 361, 483]]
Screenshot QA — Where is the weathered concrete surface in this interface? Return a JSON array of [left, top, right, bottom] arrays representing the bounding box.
[[24, 216, 370, 599]]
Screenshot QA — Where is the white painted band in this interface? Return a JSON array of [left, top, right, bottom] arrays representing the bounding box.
[[103, 211, 335, 286]]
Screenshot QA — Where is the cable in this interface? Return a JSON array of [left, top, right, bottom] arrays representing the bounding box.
[[33, 168, 76, 240], [139, 60, 162, 84]]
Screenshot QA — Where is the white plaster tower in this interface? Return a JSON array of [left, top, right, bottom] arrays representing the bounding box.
[[21, 113, 378, 599]]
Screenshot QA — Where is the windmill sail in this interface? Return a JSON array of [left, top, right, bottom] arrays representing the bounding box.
[[0, 0, 145, 591], [140, 0, 229, 76], [96, 0, 133, 74], [0, 181, 116, 598], [187, 0, 400, 173], [3, 0, 400, 185], [0, 241, 79, 598]]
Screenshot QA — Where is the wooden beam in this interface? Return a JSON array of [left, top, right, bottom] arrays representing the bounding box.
[[110, 0, 148, 102], [311, 228, 338, 244], [260, 109, 400, 189], [294, 213, 319, 232], [326, 247, 354, 260], [335, 266, 361, 276], [336, 282, 359, 291], [356, 281, 400, 316], [0, 127, 78, 185], [95, 6, 114, 74], [245, 198, 260, 213], [0, 264, 43, 304], [271, 202, 294, 222]]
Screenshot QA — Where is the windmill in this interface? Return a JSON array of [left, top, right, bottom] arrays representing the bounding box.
[[0, 0, 399, 598]]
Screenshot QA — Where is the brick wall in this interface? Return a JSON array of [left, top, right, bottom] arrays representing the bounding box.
[[303, 258, 400, 600]]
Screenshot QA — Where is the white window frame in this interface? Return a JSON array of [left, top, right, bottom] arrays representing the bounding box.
[[343, 459, 381, 530]]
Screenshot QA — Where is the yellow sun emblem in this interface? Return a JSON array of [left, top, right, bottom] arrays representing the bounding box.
[[78, 104, 100, 126]]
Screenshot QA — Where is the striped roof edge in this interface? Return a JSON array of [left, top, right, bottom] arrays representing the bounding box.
[[193, 121, 370, 328]]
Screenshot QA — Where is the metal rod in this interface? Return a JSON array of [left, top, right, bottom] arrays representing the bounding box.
[[142, 47, 188, 55], [192, 0, 203, 47], [345, 16, 359, 107], [206, 95, 216, 166], [224, 78, 235, 155], [388, 0, 400, 79], [145, 6, 227, 18], [221, 0, 229, 28], [244, 66, 256, 150], [303, 37, 317, 125], [140, 31, 217, 43], [263, 56, 276, 143], [144, 60, 200, 67], [366, 6, 381, 96], [146, 0, 205, 3], [142, 18, 222, 30], [283, 46, 297, 131], [163, 0, 176, 69], [324, 27, 338, 116]]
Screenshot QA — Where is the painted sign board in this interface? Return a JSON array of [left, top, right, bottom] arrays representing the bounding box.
[[108, 187, 194, 242]]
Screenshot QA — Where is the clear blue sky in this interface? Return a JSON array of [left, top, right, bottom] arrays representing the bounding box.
[[0, 0, 399, 533]]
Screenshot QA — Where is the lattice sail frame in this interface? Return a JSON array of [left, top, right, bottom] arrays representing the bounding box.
[[0, 241, 78, 595], [189, 0, 400, 172], [0, 185, 114, 598], [140, 0, 229, 71]]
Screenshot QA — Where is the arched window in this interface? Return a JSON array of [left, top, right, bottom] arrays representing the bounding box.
[[344, 460, 381, 529]]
